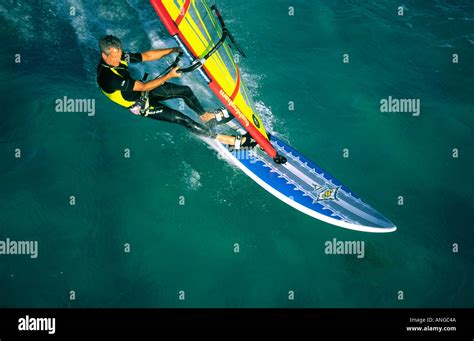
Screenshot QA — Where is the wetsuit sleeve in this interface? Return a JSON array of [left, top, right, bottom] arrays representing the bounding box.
[[105, 73, 136, 91], [122, 52, 143, 63]]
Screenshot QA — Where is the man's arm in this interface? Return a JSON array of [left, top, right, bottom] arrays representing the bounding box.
[[141, 47, 182, 62], [133, 66, 181, 92]]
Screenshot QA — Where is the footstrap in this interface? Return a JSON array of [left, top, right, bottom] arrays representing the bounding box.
[[234, 135, 242, 149], [214, 108, 229, 122]]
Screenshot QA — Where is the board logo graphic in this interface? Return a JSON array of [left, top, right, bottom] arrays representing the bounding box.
[[317, 187, 339, 201]]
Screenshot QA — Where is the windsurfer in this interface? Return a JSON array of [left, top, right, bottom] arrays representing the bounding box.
[[96, 35, 256, 149]]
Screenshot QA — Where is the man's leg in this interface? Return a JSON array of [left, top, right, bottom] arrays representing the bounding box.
[[145, 103, 241, 146], [146, 103, 213, 137], [149, 82, 218, 122]]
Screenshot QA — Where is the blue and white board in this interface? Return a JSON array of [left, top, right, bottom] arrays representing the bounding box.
[[209, 135, 397, 233]]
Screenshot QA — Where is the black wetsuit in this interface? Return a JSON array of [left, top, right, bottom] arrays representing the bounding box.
[[147, 83, 214, 138], [96, 52, 214, 137]]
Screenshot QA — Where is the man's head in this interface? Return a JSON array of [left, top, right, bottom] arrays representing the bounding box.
[[99, 35, 122, 67]]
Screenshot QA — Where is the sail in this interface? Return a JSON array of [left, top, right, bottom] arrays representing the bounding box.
[[150, 0, 277, 158]]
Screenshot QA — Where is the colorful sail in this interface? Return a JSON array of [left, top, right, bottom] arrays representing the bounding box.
[[150, 0, 277, 159]]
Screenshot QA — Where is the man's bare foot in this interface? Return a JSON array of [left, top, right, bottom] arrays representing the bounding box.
[[200, 112, 215, 122], [215, 134, 245, 146]]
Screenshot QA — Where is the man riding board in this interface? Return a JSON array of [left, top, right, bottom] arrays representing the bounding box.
[[96, 35, 255, 149]]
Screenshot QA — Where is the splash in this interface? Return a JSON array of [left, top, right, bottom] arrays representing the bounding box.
[[240, 68, 287, 138], [0, 2, 35, 41], [180, 161, 202, 191]]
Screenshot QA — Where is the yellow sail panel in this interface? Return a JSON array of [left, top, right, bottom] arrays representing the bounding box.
[[160, 0, 269, 140]]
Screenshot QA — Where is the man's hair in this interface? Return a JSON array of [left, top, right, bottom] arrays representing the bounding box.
[[99, 35, 122, 56]]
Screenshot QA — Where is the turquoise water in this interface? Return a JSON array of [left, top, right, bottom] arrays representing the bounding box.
[[0, 0, 472, 308]]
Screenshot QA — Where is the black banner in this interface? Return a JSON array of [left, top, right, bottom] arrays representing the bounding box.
[[0, 308, 472, 337]]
